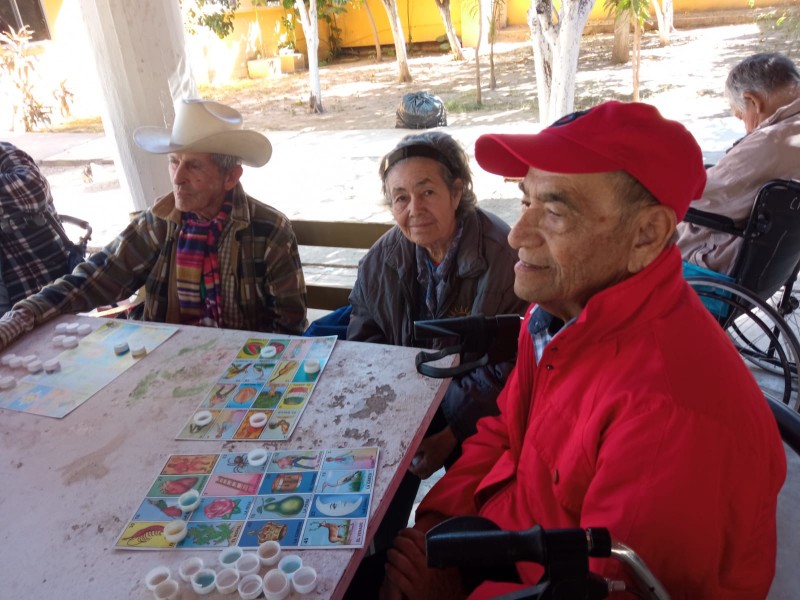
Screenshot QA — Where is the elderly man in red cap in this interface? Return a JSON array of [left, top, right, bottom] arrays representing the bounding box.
[[380, 101, 786, 599], [0, 99, 306, 350]]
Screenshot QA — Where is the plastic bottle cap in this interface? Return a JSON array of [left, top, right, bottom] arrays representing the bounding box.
[[237, 553, 261, 576], [0, 375, 16, 390], [191, 568, 217, 596], [249, 412, 268, 428], [43, 359, 61, 374], [131, 345, 147, 358], [62, 336, 79, 349], [7, 357, 23, 369], [144, 566, 172, 591], [114, 342, 130, 356], [193, 410, 213, 427], [178, 489, 201, 512], [65, 323, 80, 334], [54, 323, 68, 334], [248, 448, 269, 467], [263, 569, 290, 600], [51, 335, 66, 346], [178, 556, 204, 583], [26, 360, 43, 374], [163, 519, 188, 544], [260, 345, 277, 358], [153, 578, 180, 600], [291, 565, 318, 594], [303, 359, 320, 374], [77, 324, 92, 336], [238, 573, 264, 600], [258, 540, 282, 566], [0, 353, 17, 366], [21, 354, 37, 364], [215, 567, 240, 595]]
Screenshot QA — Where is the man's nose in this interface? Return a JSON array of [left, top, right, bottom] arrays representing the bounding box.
[[509, 210, 542, 250]]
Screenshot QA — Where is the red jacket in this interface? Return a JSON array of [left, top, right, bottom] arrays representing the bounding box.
[[417, 246, 786, 599]]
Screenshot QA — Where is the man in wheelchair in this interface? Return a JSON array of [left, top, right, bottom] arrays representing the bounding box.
[[678, 52, 800, 276], [380, 102, 786, 599]]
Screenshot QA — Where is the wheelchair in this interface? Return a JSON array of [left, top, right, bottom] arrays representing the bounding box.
[[683, 179, 800, 411]]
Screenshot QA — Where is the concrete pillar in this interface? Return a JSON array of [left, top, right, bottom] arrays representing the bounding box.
[[77, 0, 196, 211]]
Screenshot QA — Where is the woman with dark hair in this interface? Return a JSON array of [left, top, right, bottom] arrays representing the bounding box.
[[345, 131, 526, 594]]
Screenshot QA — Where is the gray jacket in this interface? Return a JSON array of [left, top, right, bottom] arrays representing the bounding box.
[[677, 97, 800, 275], [347, 208, 527, 441]]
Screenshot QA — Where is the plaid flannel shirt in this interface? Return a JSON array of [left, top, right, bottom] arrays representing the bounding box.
[[4, 183, 307, 340], [0, 142, 69, 304]]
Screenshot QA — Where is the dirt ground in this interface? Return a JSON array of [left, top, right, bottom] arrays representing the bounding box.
[[197, 21, 796, 132]]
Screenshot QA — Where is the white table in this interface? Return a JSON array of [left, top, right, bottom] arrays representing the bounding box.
[[0, 315, 453, 599]]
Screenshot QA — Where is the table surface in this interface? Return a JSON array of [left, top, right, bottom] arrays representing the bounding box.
[[0, 315, 453, 599]]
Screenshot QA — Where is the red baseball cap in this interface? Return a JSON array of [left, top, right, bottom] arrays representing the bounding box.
[[474, 100, 706, 220]]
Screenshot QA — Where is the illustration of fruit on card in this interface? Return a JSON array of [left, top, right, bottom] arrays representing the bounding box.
[[115, 447, 378, 550], [177, 336, 336, 441]]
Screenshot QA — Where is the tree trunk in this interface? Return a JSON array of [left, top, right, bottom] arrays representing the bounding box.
[[489, 0, 500, 89], [651, 0, 670, 46], [434, 0, 464, 61], [475, 0, 483, 105], [362, 0, 381, 62], [295, 0, 324, 113], [611, 7, 630, 65], [632, 16, 641, 102], [379, 0, 412, 82], [528, 0, 594, 124], [664, 0, 674, 33]]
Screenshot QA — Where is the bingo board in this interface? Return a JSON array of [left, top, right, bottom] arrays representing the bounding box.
[[115, 448, 379, 551], [177, 336, 337, 441], [0, 321, 177, 418]]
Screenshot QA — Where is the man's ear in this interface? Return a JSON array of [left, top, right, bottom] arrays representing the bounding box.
[[627, 204, 677, 274], [224, 164, 244, 192], [742, 90, 766, 114]]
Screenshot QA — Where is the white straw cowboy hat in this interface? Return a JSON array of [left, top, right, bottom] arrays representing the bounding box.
[[134, 99, 272, 167]]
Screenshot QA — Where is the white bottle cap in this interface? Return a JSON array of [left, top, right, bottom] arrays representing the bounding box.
[[26, 360, 43, 374], [249, 412, 268, 428], [303, 359, 320, 375], [21, 354, 37, 364], [0, 353, 17, 366], [0, 375, 16, 390], [65, 323, 80, 334], [247, 448, 269, 467], [52, 335, 66, 346], [193, 410, 213, 427], [260, 345, 277, 358], [43, 359, 61, 374], [77, 324, 92, 336], [131, 345, 147, 358], [62, 336, 79, 349], [114, 342, 130, 356], [7, 357, 23, 369], [144, 565, 172, 591], [54, 323, 69, 334]]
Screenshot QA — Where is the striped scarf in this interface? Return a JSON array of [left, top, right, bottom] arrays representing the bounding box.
[[416, 221, 464, 317], [175, 199, 232, 327]]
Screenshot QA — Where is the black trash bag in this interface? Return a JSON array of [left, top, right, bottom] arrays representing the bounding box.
[[395, 92, 447, 129]]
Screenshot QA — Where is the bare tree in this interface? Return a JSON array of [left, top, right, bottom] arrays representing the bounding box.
[[488, 0, 505, 89], [434, 0, 465, 61], [475, 0, 483, 104], [611, 7, 631, 64], [527, 0, 595, 123], [360, 0, 382, 62], [378, 0, 412, 82], [293, 0, 324, 112], [650, 0, 673, 45]]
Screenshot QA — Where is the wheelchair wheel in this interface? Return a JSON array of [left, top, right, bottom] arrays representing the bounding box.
[[687, 277, 800, 410], [766, 283, 800, 376]]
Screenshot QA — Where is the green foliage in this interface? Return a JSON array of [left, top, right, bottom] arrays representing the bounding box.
[[604, 0, 651, 25], [181, 0, 240, 39], [0, 25, 53, 131], [748, 1, 800, 49]]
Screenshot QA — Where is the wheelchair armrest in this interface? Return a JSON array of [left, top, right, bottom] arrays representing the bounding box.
[[683, 207, 742, 237], [59, 214, 93, 245]]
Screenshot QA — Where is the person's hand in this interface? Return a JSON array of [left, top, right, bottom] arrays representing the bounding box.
[[0, 307, 34, 352], [381, 528, 465, 600], [409, 426, 457, 479]]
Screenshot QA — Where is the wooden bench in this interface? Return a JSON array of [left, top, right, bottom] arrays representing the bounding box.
[[292, 219, 393, 312]]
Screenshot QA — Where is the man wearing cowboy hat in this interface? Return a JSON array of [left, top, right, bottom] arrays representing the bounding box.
[[378, 101, 785, 599], [0, 99, 306, 350]]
